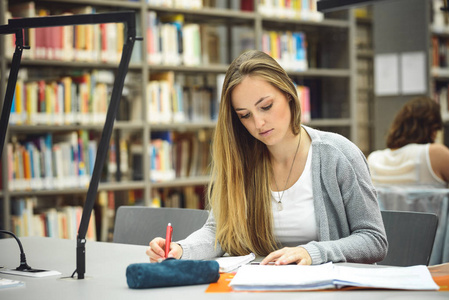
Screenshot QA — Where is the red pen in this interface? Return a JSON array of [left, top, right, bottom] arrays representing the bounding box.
[[165, 223, 173, 258]]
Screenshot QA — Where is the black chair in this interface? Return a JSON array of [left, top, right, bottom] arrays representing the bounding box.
[[378, 210, 438, 266], [113, 206, 209, 246]]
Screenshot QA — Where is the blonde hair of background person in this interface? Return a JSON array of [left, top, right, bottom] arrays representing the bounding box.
[[147, 50, 387, 265], [372, 96, 449, 184]]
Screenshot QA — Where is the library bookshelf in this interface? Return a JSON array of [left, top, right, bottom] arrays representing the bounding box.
[[431, 0, 449, 126], [0, 0, 357, 241], [372, 0, 449, 150], [354, 7, 374, 156]]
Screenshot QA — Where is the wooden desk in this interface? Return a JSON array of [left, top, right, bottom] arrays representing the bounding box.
[[0, 237, 447, 299]]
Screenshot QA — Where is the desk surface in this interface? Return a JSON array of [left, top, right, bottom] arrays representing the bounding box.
[[0, 237, 447, 300]]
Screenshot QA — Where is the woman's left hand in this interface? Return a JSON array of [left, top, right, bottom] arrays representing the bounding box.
[[260, 247, 312, 265]]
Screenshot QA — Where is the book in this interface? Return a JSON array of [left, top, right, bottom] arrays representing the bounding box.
[[229, 263, 439, 291], [182, 23, 201, 66]]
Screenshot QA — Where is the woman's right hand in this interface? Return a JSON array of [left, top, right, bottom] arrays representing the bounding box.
[[146, 237, 183, 262]]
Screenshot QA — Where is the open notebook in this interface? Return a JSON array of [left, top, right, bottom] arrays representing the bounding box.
[[229, 262, 439, 291]]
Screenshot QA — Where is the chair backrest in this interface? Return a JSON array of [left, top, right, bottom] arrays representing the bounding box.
[[113, 206, 209, 246], [378, 210, 438, 266]]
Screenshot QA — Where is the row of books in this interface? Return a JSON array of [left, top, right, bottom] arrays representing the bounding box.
[[149, 138, 176, 182], [6, 128, 212, 191], [297, 85, 311, 123], [97, 190, 116, 242], [145, 72, 310, 124], [432, 83, 449, 121], [10, 197, 97, 241], [8, 68, 223, 126], [432, 0, 449, 33], [151, 186, 206, 209], [7, 131, 98, 191], [172, 130, 212, 178], [147, 0, 203, 9], [146, 13, 221, 66], [431, 36, 449, 68], [262, 31, 308, 72], [6, 2, 127, 63], [258, 0, 324, 21], [355, 23, 372, 51], [7, 131, 133, 191], [130, 130, 212, 182], [147, 72, 220, 124], [9, 70, 117, 125]]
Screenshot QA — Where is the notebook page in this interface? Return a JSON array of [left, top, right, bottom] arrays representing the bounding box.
[[229, 262, 335, 291], [333, 264, 439, 290]]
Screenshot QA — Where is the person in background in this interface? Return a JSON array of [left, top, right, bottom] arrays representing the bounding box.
[[146, 50, 387, 265], [367, 96, 449, 188]]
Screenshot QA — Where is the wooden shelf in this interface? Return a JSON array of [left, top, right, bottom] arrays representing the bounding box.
[[357, 49, 373, 59], [20, 0, 142, 9], [288, 68, 351, 78], [7, 180, 146, 196], [150, 121, 216, 131], [149, 64, 229, 73], [261, 16, 350, 28], [14, 59, 143, 71], [431, 67, 449, 80], [151, 176, 210, 188], [147, 5, 256, 22], [8, 121, 144, 133], [307, 118, 352, 127]]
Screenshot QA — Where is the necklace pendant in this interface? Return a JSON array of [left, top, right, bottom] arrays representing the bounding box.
[[277, 201, 283, 211]]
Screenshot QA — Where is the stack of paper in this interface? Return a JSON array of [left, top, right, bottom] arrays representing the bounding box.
[[229, 262, 439, 291], [214, 253, 256, 273]]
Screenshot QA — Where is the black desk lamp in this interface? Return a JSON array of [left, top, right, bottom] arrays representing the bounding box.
[[0, 11, 142, 280]]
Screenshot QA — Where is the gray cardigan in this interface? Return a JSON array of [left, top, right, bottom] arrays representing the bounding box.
[[178, 126, 388, 264]]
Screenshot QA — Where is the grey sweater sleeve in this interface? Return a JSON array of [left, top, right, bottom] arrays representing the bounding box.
[[176, 212, 225, 260], [302, 128, 388, 265]]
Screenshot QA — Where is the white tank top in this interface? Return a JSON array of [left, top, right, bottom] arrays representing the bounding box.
[[367, 143, 446, 188], [271, 146, 317, 246]]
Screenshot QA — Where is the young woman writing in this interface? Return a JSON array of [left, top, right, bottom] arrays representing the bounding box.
[[146, 50, 387, 265]]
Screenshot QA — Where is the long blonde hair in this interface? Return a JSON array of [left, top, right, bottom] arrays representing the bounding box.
[[208, 50, 302, 256]]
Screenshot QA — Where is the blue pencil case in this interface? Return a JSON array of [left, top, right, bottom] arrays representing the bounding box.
[[126, 259, 220, 289]]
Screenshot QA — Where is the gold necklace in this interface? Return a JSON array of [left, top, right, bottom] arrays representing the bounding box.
[[273, 131, 302, 211]]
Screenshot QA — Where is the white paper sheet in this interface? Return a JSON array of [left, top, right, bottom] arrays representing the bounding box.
[[375, 53, 399, 96], [230, 262, 335, 291], [214, 253, 256, 273], [334, 264, 438, 290], [400, 51, 426, 95]]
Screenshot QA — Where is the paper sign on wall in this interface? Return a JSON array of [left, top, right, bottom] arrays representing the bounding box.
[[400, 51, 426, 95], [374, 53, 399, 96]]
